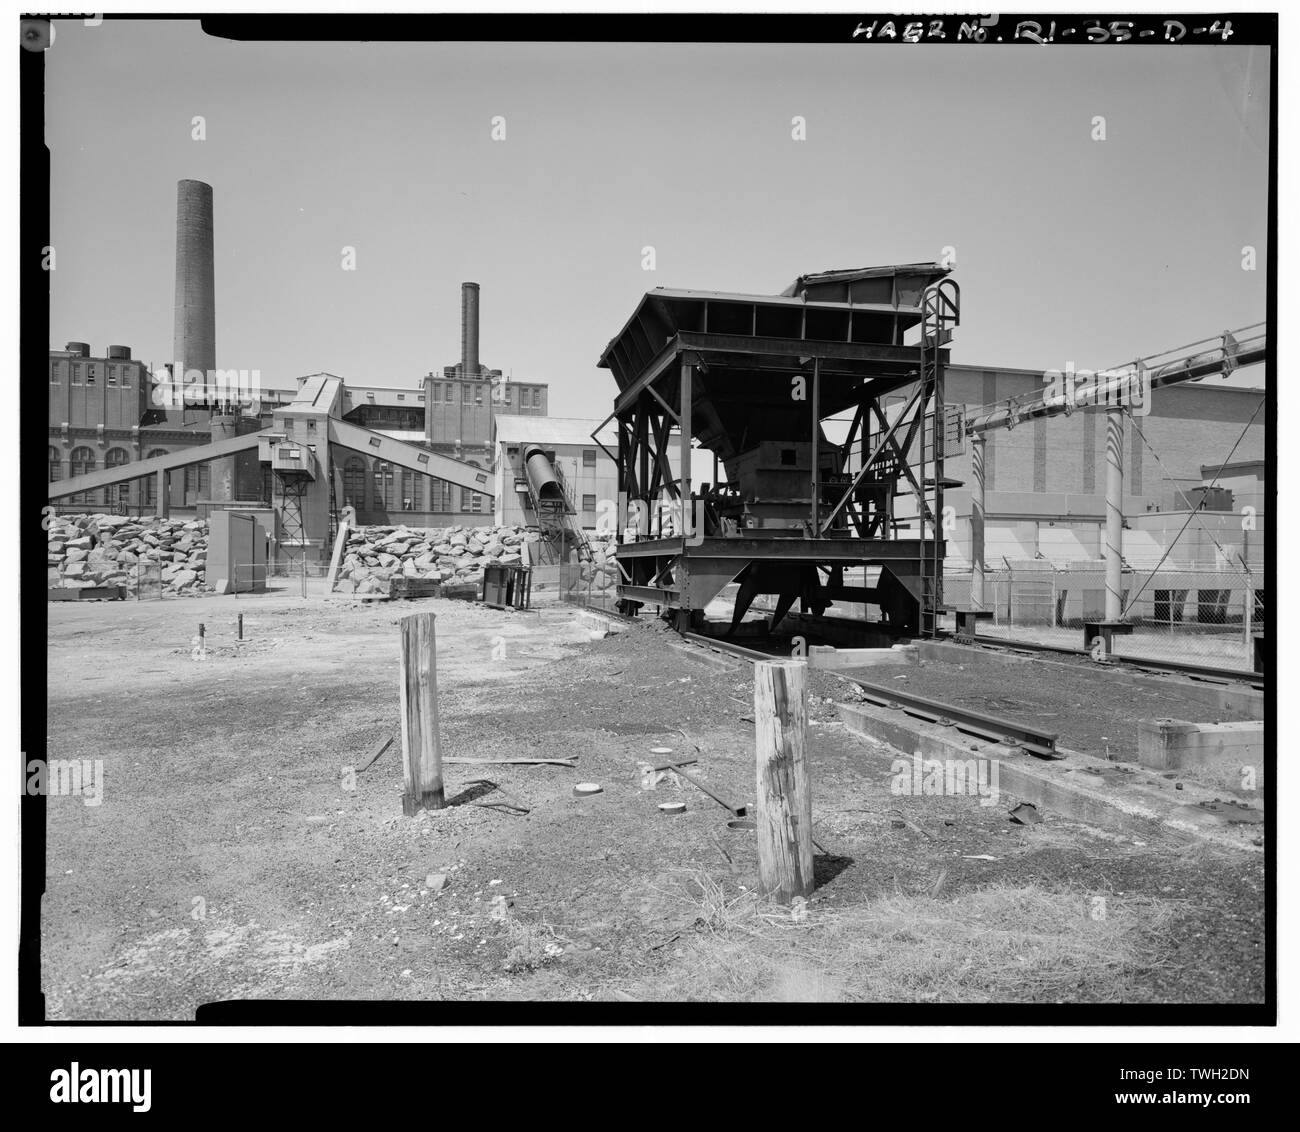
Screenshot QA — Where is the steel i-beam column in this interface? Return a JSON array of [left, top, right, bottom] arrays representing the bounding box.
[[810, 357, 820, 531], [680, 360, 693, 507], [1104, 405, 1124, 621], [970, 433, 986, 610]]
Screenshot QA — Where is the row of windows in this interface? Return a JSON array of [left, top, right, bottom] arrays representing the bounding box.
[[49, 445, 176, 506], [339, 456, 488, 514], [428, 383, 543, 408], [50, 362, 136, 388]]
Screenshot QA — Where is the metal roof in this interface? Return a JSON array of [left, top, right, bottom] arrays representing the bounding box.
[[779, 263, 949, 297]]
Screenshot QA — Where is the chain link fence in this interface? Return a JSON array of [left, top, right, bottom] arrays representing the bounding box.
[[948, 560, 1262, 670], [558, 560, 620, 612]]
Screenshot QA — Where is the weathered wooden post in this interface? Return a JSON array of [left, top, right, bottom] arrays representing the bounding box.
[[754, 658, 813, 902], [400, 611, 445, 815]]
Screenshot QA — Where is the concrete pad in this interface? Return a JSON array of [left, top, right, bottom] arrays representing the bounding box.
[[837, 700, 1262, 849], [807, 644, 918, 670], [578, 611, 624, 637], [1138, 719, 1264, 799], [917, 639, 1264, 716]]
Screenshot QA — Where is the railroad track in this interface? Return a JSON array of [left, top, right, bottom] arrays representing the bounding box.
[[681, 631, 1060, 759], [969, 635, 1264, 689]]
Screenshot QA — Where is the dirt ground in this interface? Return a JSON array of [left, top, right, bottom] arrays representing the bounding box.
[[41, 590, 1266, 1016]]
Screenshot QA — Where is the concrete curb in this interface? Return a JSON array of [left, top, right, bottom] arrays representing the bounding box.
[[836, 700, 1263, 850]]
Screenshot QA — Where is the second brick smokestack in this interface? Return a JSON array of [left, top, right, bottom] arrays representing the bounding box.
[[461, 281, 480, 377]]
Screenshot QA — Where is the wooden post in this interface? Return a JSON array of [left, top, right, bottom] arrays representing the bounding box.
[[754, 659, 813, 902], [399, 611, 445, 815]]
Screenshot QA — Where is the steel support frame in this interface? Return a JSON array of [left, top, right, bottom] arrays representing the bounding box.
[[613, 329, 949, 633]]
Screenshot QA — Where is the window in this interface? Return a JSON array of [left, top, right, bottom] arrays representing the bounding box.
[[305, 420, 316, 434], [69, 446, 95, 505], [121, 367, 131, 389], [342, 456, 367, 508], [431, 385, 441, 402], [461, 461, 483, 513], [373, 461, 394, 510], [142, 449, 167, 506], [431, 477, 452, 512], [474, 385, 483, 405], [397, 393, 405, 401], [48, 447, 63, 482], [104, 449, 130, 506], [582, 494, 597, 512], [502, 386, 512, 404], [71, 364, 82, 385], [400, 469, 418, 510], [183, 462, 209, 501], [583, 449, 597, 468], [107, 367, 118, 387], [86, 365, 96, 385], [50, 363, 61, 385]]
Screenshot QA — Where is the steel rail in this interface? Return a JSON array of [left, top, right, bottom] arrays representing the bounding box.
[[969, 635, 1263, 688], [682, 632, 780, 664], [842, 675, 1060, 758], [681, 632, 1060, 758]]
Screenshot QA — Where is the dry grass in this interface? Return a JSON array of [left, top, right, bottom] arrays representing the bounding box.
[[621, 870, 1174, 1003]]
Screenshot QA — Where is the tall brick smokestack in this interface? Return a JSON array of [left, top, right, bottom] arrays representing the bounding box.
[[173, 179, 233, 500], [461, 281, 480, 377], [173, 179, 215, 393]]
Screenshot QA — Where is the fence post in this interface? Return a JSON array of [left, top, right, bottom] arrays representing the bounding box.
[[400, 611, 445, 815], [1243, 576, 1252, 648], [754, 659, 813, 903]]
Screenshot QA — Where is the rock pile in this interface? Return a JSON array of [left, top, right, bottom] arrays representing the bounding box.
[[47, 513, 208, 594], [45, 512, 624, 600], [336, 524, 620, 595]]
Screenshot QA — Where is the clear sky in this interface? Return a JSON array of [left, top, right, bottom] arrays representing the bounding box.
[[45, 20, 1270, 411]]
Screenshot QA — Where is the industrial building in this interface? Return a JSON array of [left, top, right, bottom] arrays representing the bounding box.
[[47, 180, 553, 533], [492, 416, 618, 531], [45, 177, 1264, 608]]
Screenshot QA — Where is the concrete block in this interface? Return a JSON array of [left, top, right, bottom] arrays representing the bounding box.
[[807, 644, 918, 670], [1138, 718, 1264, 798]]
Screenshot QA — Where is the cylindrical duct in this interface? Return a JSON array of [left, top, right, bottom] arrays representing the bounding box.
[[106, 345, 132, 360], [523, 444, 566, 503], [65, 341, 90, 357], [461, 281, 480, 377]]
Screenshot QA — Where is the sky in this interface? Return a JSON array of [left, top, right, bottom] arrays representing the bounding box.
[[45, 20, 1271, 413]]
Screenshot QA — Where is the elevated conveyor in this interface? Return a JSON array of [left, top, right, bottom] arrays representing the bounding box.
[[48, 430, 267, 501], [327, 418, 492, 496]]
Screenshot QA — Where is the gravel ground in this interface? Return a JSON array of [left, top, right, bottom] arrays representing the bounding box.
[[41, 594, 1265, 1015]]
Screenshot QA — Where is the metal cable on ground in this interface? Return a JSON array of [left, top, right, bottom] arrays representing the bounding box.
[[1120, 397, 1263, 615]]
